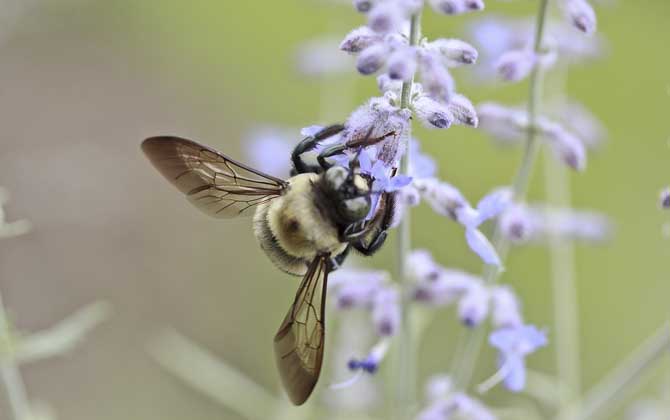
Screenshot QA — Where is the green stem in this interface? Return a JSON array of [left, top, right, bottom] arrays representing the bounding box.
[[393, 11, 421, 420], [544, 67, 582, 417], [0, 291, 31, 420], [454, 0, 550, 389], [561, 322, 670, 420]]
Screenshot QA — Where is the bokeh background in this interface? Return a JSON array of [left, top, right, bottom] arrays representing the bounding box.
[[1, 0, 669, 419]]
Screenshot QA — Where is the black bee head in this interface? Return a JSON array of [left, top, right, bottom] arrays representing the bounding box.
[[322, 165, 372, 223]]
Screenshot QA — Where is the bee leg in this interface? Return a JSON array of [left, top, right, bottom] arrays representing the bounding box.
[[330, 246, 351, 271], [352, 231, 388, 256], [292, 124, 345, 174], [317, 144, 348, 171]]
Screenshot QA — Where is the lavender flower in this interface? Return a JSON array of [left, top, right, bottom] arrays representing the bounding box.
[[458, 281, 490, 327], [659, 187, 670, 210], [347, 339, 391, 374], [340, 26, 383, 53], [495, 49, 536, 82], [245, 127, 296, 178], [490, 286, 523, 328], [428, 0, 485, 15], [371, 287, 401, 336], [425, 38, 479, 67], [416, 391, 495, 420], [561, 0, 597, 35], [489, 325, 547, 392]]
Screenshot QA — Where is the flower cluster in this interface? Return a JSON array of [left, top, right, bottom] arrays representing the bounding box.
[[408, 250, 546, 392]]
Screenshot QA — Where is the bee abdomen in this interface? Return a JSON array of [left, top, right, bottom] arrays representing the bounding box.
[[253, 204, 309, 276]]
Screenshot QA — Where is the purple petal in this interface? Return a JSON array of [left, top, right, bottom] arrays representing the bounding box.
[[358, 148, 373, 172], [502, 355, 526, 392], [476, 187, 512, 224], [387, 175, 413, 191], [465, 228, 501, 266]]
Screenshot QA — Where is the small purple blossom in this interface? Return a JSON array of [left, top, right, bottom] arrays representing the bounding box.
[[340, 26, 383, 53], [660, 187, 670, 210], [562, 0, 597, 35], [419, 51, 456, 103], [371, 287, 401, 336], [490, 286, 523, 328], [413, 95, 455, 129], [458, 281, 490, 327], [428, 0, 485, 16], [540, 120, 587, 171], [489, 325, 548, 392], [330, 268, 388, 309], [447, 93, 479, 127], [387, 46, 418, 81], [368, 2, 405, 34], [426, 38, 479, 67], [417, 391, 495, 420], [357, 42, 391, 75], [245, 127, 296, 178], [495, 49, 536, 82], [347, 339, 390, 375]]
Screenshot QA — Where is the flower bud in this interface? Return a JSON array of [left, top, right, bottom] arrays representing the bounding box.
[[387, 46, 418, 81], [427, 38, 478, 66], [413, 95, 454, 129], [447, 94, 478, 127], [499, 205, 534, 243], [463, 0, 485, 12], [660, 187, 670, 210], [491, 286, 523, 328], [377, 74, 402, 93], [563, 0, 597, 35], [458, 282, 490, 327], [340, 26, 383, 54], [540, 122, 587, 171], [428, 0, 465, 15], [419, 52, 455, 103], [353, 0, 375, 13], [356, 43, 390, 75], [495, 49, 536, 82], [368, 2, 404, 34], [372, 287, 401, 336]]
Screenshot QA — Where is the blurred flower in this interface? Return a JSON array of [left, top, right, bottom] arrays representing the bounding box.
[[626, 399, 670, 420], [416, 391, 495, 420], [555, 99, 607, 149], [347, 338, 391, 374], [371, 287, 401, 336], [659, 187, 670, 210], [490, 286, 523, 328], [489, 325, 548, 392], [495, 49, 536, 82], [499, 204, 612, 244], [458, 281, 490, 327], [330, 268, 388, 309], [561, 0, 597, 35], [245, 127, 296, 178], [295, 37, 354, 77]]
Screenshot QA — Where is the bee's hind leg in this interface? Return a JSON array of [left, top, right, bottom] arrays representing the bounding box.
[[291, 124, 345, 174]]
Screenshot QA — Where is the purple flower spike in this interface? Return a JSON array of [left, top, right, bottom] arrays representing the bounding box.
[[489, 325, 548, 392]]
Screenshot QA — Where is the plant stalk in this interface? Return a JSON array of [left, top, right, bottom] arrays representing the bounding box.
[[454, 0, 551, 389], [0, 291, 31, 420], [393, 11, 421, 420]]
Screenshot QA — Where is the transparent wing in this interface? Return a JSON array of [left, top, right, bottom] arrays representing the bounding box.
[[274, 255, 330, 405], [142, 136, 287, 218]]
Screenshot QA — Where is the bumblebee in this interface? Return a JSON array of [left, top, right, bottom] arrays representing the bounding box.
[[142, 124, 397, 405]]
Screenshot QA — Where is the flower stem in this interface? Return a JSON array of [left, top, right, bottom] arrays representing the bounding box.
[[543, 66, 582, 417], [0, 291, 31, 420], [561, 322, 670, 420], [393, 10, 421, 420], [454, 0, 551, 389]]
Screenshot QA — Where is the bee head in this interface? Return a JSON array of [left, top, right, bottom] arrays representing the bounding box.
[[323, 165, 372, 223]]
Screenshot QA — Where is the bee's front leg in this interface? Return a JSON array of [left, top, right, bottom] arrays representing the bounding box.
[[291, 124, 345, 174]]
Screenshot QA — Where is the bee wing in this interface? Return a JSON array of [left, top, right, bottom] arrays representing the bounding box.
[[142, 136, 288, 218], [274, 255, 331, 405]]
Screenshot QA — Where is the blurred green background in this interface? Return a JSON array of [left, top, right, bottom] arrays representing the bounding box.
[[0, 0, 669, 419]]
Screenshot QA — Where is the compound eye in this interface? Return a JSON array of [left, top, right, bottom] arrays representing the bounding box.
[[325, 166, 348, 191], [343, 196, 371, 221]]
